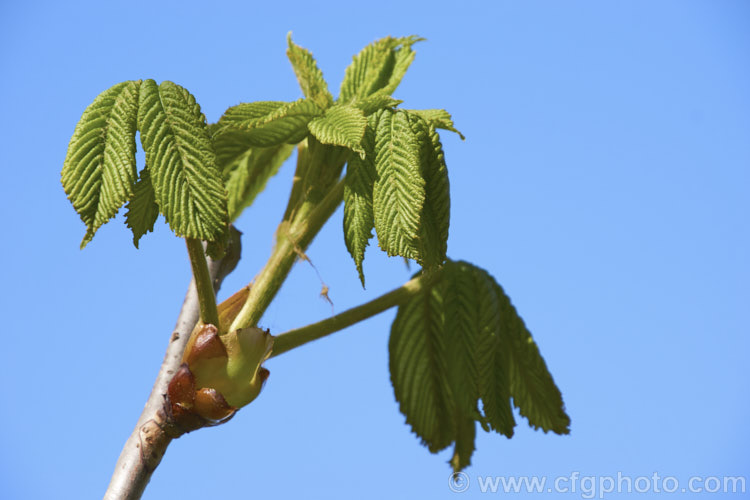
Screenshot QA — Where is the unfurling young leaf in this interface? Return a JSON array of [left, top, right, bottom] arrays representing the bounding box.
[[224, 144, 295, 221], [210, 123, 257, 173], [389, 260, 570, 473], [354, 91, 403, 115], [339, 36, 422, 104], [407, 114, 450, 271], [417, 120, 451, 270], [406, 108, 465, 140], [216, 99, 323, 147], [211, 123, 295, 223], [370, 109, 449, 271], [381, 36, 422, 96], [62, 80, 141, 248], [286, 33, 334, 110], [125, 168, 159, 248], [343, 122, 377, 286], [138, 80, 228, 243], [372, 109, 425, 262], [307, 104, 367, 157]]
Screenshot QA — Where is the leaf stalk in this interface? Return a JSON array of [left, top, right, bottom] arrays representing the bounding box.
[[271, 271, 440, 357], [185, 238, 220, 326]]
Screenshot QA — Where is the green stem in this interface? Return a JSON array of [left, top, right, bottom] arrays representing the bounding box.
[[271, 271, 439, 358], [185, 238, 219, 326], [228, 179, 346, 332], [281, 143, 307, 223]]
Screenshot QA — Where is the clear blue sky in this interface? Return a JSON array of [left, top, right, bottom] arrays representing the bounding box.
[[1, 1, 747, 498]]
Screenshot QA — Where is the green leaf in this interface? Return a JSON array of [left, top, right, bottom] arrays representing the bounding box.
[[390, 280, 455, 453], [61, 80, 141, 248], [442, 262, 481, 416], [210, 125, 257, 174], [210, 124, 295, 221], [354, 91, 403, 115], [409, 116, 449, 270], [495, 281, 571, 434], [339, 36, 422, 104], [343, 121, 377, 286], [217, 99, 322, 147], [125, 168, 159, 248], [389, 260, 569, 473], [286, 33, 333, 109], [450, 414, 477, 473], [475, 269, 516, 437], [406, 109, 465, 139], [225, 144, 295, 221], [380, 37, 420, 96], [372, 109, 425, 262], [370, 110, 448, 269], [137, 79, 228, 243], [307, 104, 367, 156]]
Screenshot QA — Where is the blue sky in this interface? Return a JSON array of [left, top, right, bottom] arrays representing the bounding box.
[[1, 1, 748, 498]]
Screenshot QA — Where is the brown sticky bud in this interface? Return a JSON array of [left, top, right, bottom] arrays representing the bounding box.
[[167, 403, 206, 436], [194, 387, 236, 421], [167, 363, 196, 410], [182, 323, 230, 393], [258, 367, 270, 385], [165, 364, 206, 435], [183, 324, 227, 368]]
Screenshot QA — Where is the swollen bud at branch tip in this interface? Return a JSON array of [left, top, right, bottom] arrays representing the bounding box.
[[165, 323, 274, 434]]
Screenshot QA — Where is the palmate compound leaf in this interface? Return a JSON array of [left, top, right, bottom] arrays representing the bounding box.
[[339, 36, 422, 104], [307, 104, 367, 157], [138, 79, 228, 243], [216, 99, 323, 147], [370, 109, 449, 271], [62, 80, 141, 248], [389, 260, 570, 473], [286, 33, 334, 110]]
